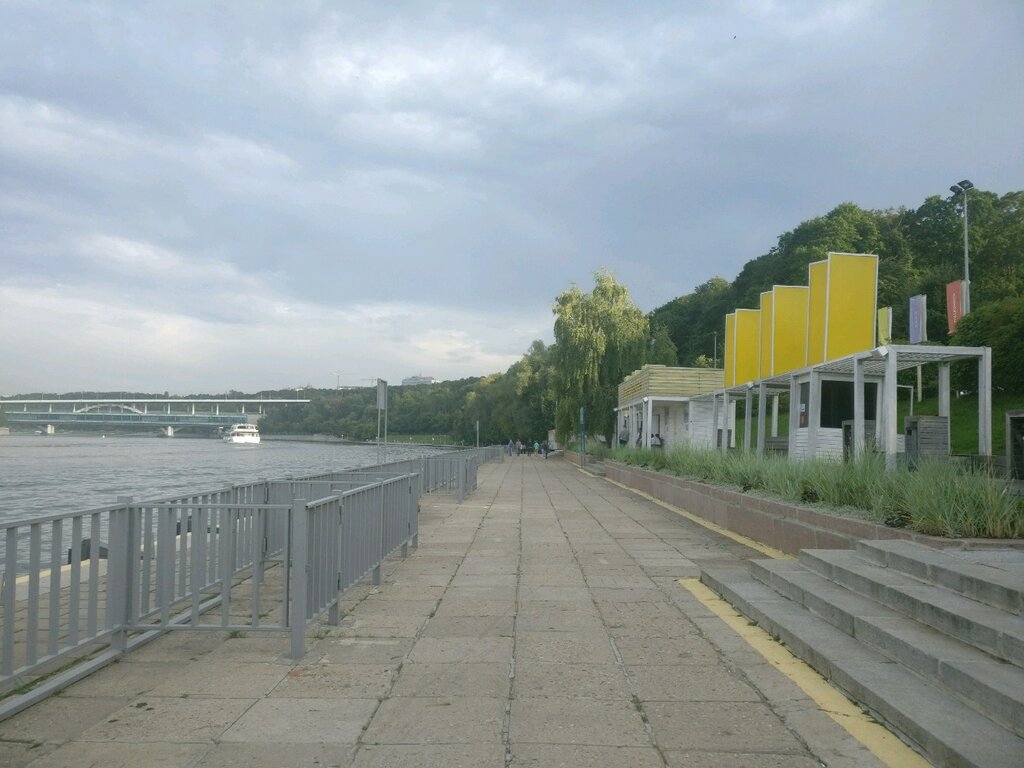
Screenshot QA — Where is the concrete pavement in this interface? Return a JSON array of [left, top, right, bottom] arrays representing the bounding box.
[[0, 456, 896, 767]]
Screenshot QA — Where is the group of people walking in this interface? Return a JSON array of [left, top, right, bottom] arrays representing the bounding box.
[[507, 438, 550, 458]]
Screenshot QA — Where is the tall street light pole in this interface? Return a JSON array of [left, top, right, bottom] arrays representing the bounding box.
[[950, 179, 974, 315]]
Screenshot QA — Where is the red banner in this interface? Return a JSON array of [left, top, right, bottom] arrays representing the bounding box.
[[946, 280, 964, 335]]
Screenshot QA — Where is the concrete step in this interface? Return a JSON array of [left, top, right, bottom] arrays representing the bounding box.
[[799, 548, 1024, 667], [856, 539, 1024, 616], [702, 565, 1024, 768], [750, 558, 1024, 738]]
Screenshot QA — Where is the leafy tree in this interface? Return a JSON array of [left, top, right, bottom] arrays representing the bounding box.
[[950, 296, 1024, 394], [649, 277, 731, 367], [691, 354, 715, 368], [646, 323, 678, 366], [552, 271, 648, 443]]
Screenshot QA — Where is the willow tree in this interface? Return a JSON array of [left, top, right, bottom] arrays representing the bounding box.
[[552, 271, 648, 444]]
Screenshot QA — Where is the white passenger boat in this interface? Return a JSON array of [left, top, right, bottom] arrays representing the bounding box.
[[222, 424, 260, 444]]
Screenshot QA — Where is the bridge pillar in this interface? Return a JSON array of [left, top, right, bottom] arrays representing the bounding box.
[[164, 426, 175, 437], [45, 424, 55, 435]]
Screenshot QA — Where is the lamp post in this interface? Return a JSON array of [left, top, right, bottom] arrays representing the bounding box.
[[950, 179, 974, 315]]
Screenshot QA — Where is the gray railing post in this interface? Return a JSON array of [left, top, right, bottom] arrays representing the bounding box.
[[107, 496, 134, 651], [401, 476, 411, 558], [289, 499, 308, 659], [373, 484, 383, 586], [327, 497, 342, 627]]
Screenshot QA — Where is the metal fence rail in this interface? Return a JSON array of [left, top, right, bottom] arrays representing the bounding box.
[[0, 446, 501, 721]]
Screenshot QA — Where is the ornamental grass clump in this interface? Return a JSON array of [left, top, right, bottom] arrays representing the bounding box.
[[725, 452, 767, 492], [807, 453, 888, 511], [759, 457, 806, 503], [612, 445, 1023, 539], [896, 460, 1024, 538]]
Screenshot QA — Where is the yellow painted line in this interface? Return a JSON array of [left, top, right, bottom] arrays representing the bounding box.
[[680, 577, 930, 768], [598, 473, 792, 560]]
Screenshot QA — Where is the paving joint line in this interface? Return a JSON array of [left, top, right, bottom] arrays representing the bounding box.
[[552, 464, 671, 768]]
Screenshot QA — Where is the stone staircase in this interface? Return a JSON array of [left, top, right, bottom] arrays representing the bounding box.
[[702, 540, 1024, 768]]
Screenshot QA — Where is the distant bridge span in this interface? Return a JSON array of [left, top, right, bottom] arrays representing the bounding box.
[[0, 397, 310, 436]]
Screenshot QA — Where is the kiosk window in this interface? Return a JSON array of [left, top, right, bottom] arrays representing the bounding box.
[[799, 381, 878, 429], [820, 381, 877, 429]]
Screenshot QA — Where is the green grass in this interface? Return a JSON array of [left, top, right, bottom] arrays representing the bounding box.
[[613, 445, 1024, 539]]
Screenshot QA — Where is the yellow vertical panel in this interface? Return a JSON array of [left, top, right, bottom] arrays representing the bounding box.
[[806, 260, 828, 366], [759, 292, 773, 379], [734, 309, 760, 385], [724, 313, 736, 388], [825, 252, 878, 360], [877, 306, 892, 346], [772, 286, 809, 375]]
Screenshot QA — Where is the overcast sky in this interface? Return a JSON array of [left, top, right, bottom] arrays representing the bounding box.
[[1, 1, 1022, 394]]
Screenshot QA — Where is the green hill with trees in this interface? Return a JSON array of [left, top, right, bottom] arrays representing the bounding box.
[[259, 188, 1023, 448]]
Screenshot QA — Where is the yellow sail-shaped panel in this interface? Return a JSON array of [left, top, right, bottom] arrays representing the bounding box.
[[759, 291, 773, 379], [772, 285, 809, 375], [825, 252, 878, 360], [734, 309, 760, 385], [806, 260, 828, 366], [724, 313, 736, 388]]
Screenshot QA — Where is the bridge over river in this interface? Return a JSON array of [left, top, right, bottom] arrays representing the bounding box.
[[0, 397, 310, 436]]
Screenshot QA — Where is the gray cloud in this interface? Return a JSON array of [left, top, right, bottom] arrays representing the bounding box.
[[1, 1, 1022, 392]]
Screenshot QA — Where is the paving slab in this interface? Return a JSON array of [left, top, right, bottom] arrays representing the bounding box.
[[56, 660, 178, 699], [0, 741, 55, 768], [362, 696, 505, 744], [510, 696, 649, 746], [318, 637, 414, 665], [515, 631, 618, 665], [0, 695, 130, 744], [193, 743, 356, 768], [148, 660, 288, 697], [643, 701, 806, 753], [510, 744, 664, 767], [626, 662, 762, 702], [26, 741, 208, 768], [662, 750, 822, 768], [350, 743, 504, 767], [432, 598, 516, 618], [420, 615, 515, 637], [270, 662, 395, 699], [390, 662, 511, 698], [219, 698, 377, 744], [513, 661, 630, 700], [613, 635, 721, 666], [80, 695, 253, 743]]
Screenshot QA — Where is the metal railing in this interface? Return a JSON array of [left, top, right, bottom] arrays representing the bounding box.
[[0, 446, 500, 720]]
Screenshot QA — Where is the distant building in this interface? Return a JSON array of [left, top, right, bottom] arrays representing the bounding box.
[[401, 375, 436, 386]]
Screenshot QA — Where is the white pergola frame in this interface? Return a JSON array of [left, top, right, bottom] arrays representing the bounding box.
[[693, 345, 992, 468]]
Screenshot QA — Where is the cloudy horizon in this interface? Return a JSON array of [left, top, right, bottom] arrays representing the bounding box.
[[2, 1, 1022, 394]]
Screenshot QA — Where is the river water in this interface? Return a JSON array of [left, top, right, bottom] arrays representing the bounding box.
[[0, 434, 446, 524]]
